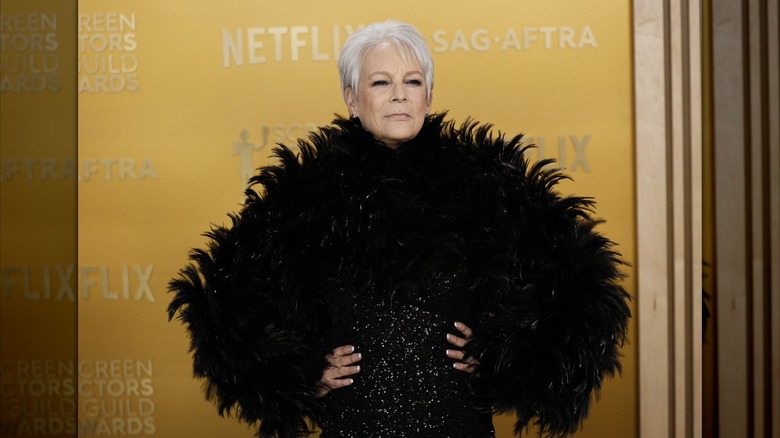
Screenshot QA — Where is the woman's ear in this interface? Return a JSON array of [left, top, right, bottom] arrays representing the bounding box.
[[344, 87, 357, 117]]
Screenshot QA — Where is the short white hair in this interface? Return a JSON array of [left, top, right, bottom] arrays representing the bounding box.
[[338, 20, 433, 103]]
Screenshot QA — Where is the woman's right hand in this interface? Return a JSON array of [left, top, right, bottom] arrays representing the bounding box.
[[315, 345, 362, 398]]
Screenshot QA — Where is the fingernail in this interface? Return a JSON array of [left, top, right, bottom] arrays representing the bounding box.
[[446, 334, 451, 340], [452, 363, 459, 369], [348, 378, 354, 385], [355, 366, 361, 372], [454, 322, 462, 328], [446, 349, 452, 356], [348, 345, 355, 353], [357, 353, 362, 360]]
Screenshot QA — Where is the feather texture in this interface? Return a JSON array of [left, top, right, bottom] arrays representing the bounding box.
[[168, 113, 630, 437]]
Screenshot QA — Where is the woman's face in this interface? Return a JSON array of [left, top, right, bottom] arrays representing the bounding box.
[[345, 42, 431, 149]]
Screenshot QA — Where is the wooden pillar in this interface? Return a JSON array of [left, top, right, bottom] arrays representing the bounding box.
[[634, 0, 702, 436], [710, 0, 780, 436]]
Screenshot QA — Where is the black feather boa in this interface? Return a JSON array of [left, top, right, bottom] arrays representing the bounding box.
[[168, 113, 631, 437]]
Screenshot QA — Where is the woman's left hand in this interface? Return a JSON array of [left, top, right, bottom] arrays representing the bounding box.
[[446, 321, 479, 373]]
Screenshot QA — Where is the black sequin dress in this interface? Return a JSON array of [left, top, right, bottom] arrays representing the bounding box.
[[320, 273, 495, 437]]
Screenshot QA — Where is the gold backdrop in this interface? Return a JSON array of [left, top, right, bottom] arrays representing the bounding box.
[[2, 1, 636, 436]]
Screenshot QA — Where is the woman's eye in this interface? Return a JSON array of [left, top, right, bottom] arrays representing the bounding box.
[[370, 80, 389, 86], [406, 79, 422, 85]]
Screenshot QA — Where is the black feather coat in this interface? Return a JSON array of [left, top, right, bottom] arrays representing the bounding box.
[[168, 113, 631, 437]]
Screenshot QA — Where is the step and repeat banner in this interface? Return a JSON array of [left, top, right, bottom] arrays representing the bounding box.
[[3, 1, 636, 436], [1, 0, 78, 437]]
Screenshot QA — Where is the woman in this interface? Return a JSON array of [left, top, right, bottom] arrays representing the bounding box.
[[168, 20, 630, 438]]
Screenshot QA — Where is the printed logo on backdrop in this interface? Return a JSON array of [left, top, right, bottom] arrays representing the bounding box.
[[524, 133, 592, 173], [78, 360, 156, 435], [0, 12, 62, 93], [0, 360, 76, 435], [430, 26, 597, 52], [1, 264, 76, 302], [233, 123, 320, 183], [1, 263, 156, 303], [234, 128, 268, 183], [78, 158, 157, 182], [0, 158, 158, 183], [221, 24, 597, 67], [78, 12, 138, 94], [0, 359, 157, 435]]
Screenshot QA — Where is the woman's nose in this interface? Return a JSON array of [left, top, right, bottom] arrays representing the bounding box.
[[391, 83, 407, 101]]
